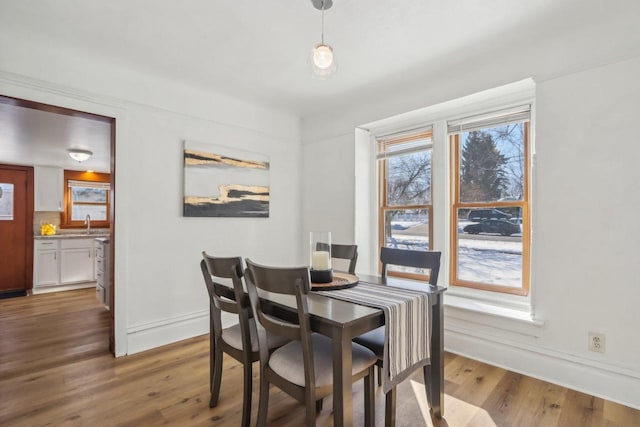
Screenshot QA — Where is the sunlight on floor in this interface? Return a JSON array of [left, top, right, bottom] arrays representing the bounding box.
[[410, 380, 498, 427]]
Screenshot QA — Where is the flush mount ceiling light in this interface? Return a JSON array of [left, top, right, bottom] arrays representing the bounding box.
[[68, 148, 93, 162], [311, 0, 336, 78]]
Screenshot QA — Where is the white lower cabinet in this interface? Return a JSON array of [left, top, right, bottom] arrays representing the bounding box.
[[60, 239, 94, 284], [34, 237, 97, 292], [94, 238, 110, 309], [34, 241, 59, 287]]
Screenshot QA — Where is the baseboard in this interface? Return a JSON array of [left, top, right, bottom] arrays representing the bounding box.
[[126, 309, 210, 354], [32, 282, 96, 294], [445, 324, 640, 410]]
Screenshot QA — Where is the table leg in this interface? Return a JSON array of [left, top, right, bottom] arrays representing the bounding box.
[[333, 328, 353, 427], [423, 292, 444, 418]]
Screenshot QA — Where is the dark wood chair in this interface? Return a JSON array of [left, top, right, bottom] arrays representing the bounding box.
[[331, 243, 358, 274], [244, 259, 377, 427], [200, 252, 289, 427], [353, 247, 442, 426]]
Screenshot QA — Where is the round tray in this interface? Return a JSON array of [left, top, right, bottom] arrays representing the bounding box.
[[311, 272, 359, 291]]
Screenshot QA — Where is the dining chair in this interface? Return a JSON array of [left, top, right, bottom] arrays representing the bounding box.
[[200, 252, 290, 427], [331, 243, 358, 274], [244, 259, 377, 427], [353, 246, 441, 426]]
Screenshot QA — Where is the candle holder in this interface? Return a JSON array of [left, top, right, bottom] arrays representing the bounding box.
[[310, 231, 333, 283]]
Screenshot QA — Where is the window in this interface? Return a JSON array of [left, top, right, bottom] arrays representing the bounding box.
[[61, 170, 111, 228], [377, 128, 433, 278], [449, 105, 531, 295]]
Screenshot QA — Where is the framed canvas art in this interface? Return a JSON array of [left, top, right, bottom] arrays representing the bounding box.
[[183, 141, 270, 217]]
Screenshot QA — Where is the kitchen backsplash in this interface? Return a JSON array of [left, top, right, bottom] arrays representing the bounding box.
[[33, 212, 60, 234], [33, 212, 109, 236]]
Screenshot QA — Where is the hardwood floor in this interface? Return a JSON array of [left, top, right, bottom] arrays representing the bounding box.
[[1, 289, 639, 427]]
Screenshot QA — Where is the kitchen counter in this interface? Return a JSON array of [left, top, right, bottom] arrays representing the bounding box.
[[35, 232, 110, 239]]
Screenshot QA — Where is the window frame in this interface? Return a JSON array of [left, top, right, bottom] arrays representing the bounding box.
[[377, 129, 434, 281], [60, 170, 111, 229], [449, 121, 531, 296]]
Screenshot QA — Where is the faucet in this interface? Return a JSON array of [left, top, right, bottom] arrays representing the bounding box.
[[85, 214, 91, 234]]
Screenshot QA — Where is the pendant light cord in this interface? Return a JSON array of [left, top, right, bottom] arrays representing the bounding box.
[[321, 0, 325, 44]]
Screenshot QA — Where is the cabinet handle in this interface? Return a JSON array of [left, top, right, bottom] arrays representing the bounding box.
[[54, 253, 57, 260], [58, 200, 62, 210]]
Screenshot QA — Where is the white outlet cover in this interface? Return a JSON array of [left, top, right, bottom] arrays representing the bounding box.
[[588, 331, 606, 353]]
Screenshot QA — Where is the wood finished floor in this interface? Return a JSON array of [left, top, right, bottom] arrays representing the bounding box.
[[1, 289, 639, 427]]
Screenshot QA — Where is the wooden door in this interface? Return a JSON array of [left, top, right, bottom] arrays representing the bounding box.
[[0, 165, 34, 296]]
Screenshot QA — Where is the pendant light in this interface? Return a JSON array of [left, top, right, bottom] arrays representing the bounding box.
[[68, 148, 93, 162], [311, 0, 336, 78]]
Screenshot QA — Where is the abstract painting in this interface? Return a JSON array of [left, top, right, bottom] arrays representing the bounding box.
[[183, 141, 270, 217]]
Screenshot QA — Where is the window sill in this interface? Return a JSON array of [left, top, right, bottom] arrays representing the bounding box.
[[444, 291, 544, 327]]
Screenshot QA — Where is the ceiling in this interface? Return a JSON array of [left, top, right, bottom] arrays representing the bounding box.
[[0, 99, 112, 173], [0, 0, 637, 173]]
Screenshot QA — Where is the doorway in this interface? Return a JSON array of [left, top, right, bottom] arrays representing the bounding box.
[[0, 165, 34, 298], [0, 95, 116, 354]]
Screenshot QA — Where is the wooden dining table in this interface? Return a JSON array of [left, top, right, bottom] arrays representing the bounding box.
[[257, 273, 446, 427]]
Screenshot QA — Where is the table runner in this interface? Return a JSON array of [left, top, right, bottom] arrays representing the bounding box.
[[315, 281, 431, 393]]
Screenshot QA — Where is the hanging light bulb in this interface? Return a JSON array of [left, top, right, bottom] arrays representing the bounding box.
[[313, 44, 334, 70], [311, 0, 336, 78]]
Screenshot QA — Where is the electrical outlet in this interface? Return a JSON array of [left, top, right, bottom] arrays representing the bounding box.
[[588, 332, 606, 353]]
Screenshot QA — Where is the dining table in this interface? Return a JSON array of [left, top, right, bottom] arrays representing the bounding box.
[[212, 272, 446, 427]]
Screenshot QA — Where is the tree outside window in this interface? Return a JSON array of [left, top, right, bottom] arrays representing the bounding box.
[[451, 119, 530, 296], [378, 129, 433, 279]]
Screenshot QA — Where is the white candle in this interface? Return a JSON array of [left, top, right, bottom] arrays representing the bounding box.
[[312, 251, 331, 270]]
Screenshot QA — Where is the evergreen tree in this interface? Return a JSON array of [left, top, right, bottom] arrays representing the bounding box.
[[460, 130, 507, 202]]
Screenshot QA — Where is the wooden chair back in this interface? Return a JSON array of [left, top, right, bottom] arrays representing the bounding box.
[[331, 243, 358, 274], [380, 247, 441, 286], [244, 259, 316, 389], [201, 252, 251, 347]]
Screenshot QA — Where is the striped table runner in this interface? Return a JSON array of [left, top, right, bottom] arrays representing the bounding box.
[[315, 281, 431, 393]]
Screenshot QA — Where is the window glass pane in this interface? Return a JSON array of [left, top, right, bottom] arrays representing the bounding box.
[[72, 205, 107, 221], [383, 209, 430, 251], [459, 123, 525, 203], [71, 186, 107, 203], [0, 183, 14, 220], [386, 150, 431, 206], [457, 207, 522, 288]]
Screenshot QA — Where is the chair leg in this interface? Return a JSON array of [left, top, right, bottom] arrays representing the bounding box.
[[241, 359, 252, 427], [377, 365, 382, 387], [385, 386, 396, 427], [423, 365, 433, 408], [364, 368, 375, 427], [306, 399, 317, 427], [209, 345, 223, 407], [256, 375, 270, 427]]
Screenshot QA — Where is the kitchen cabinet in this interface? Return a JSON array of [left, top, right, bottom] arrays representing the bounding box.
[[95, 238, 110, 309], [34, 240, 59, 287], [34, 166, 63, 211], [34, 237, 97, 292], [60, 239, 94, 284]]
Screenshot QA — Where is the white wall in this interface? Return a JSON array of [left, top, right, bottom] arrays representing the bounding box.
[[301, 133, 356, 250], [0, 35, 302, 356], [300, 57, 640, 409]]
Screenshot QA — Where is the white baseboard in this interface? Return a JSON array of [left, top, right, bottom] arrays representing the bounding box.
[[126, 309, 210, 355], [446, 324, 640, 410], [32, 282, 96, 294]]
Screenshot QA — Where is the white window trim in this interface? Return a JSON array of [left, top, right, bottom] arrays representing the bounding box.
[[358, 78, 541, 327]]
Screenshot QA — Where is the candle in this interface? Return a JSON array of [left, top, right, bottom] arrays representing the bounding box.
[[312, 251, 331, 270]]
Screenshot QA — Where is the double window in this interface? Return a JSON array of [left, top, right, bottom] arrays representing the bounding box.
[[375, 104, 531, 296], [377, 128, 433, 279]]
